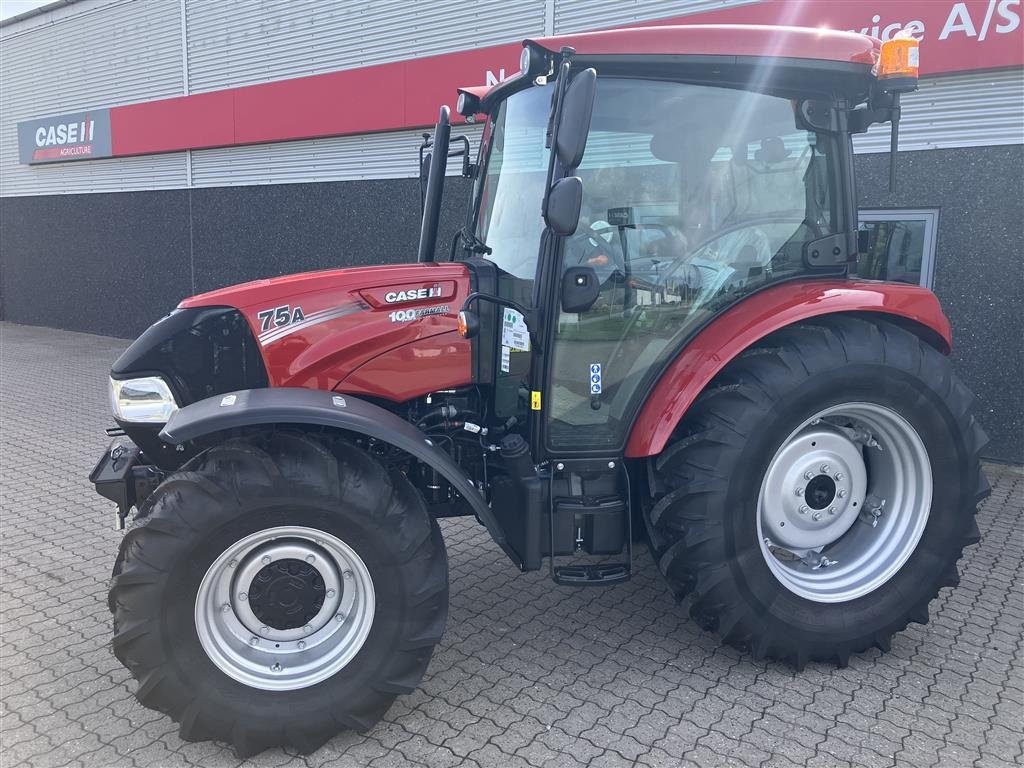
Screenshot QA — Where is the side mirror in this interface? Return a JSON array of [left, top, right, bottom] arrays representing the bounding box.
[[561, 266, 600, 313], [555, 68, 596, 170], [544, 176, 582, 236]]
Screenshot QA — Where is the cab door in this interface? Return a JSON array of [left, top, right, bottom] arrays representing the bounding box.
[[539, 77, 839, 459]]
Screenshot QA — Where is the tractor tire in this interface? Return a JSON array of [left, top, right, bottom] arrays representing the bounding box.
[[646, 315, 988, 669], [108, 431, 447, 757]]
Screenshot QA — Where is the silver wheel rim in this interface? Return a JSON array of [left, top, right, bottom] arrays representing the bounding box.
[[195, 525, 375, 691], [757, 402, 932, 603]]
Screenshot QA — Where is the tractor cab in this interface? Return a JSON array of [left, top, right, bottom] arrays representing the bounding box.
[[417, 25, 919, 583]]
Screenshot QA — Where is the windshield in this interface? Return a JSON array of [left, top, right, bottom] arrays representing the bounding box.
[[473, 84, 553, 280], [473, 77, 835, 288]]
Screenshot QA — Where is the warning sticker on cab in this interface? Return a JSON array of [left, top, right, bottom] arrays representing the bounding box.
[[501, 309, 530, 352], [589, 363, 602, 395]]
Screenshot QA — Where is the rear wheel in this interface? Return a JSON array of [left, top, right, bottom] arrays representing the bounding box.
[[109, 431, 447, 757], [646, 315, 988, 668]]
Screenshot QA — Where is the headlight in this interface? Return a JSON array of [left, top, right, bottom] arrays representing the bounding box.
[[109, 376, 178, 423]]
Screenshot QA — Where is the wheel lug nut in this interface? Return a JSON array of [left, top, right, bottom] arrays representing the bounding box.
[[326, 589, 336, 598], [261, 555, 271, 565], [344, 570, 353, 580], [820, 464, 830, 473], [335, 613, 345, 622], [812, 512, 822, 521], [249, 636, 259, 646], [238, 592, 247, 601], [229, 559, 238, 569], [270, 663, 282, 672], [828, 506, 837, 515], [804, 471, 814, 480], [838, 489, 847, 498], [260, 626, 269, 634], [221, 603, 231, 613], [795, 487, 804, 496], [305, 554, 315, 563], [303, 624, 312, 633], [297, 640, 306, 650], [835, 472, 844, 481], [798, 505, 808, 514]]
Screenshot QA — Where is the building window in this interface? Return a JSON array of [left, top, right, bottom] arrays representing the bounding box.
[[856, 209, 939, 287]]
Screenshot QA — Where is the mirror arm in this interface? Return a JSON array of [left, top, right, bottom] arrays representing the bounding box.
[[542, 49, 575, 220], [446, 135, 476, 178], [460, 292, 542, 352]]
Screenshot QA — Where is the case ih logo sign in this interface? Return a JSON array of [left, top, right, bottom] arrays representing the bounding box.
[[17, 109, 112, 164]]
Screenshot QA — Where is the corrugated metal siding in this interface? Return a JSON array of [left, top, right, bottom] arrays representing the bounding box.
[[854, 69, 1024, 154], [184, 0, 546, 93], [0, 0, 125, 40], [190, 125, 483, 187], [1, 0, 1020, 197], [0, 0, 187, 196], [553, 0, 760, 33]]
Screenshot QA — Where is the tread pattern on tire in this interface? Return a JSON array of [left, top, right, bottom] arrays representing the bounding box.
[[646, 315, 989, 669], [109, 430, 448, 757]]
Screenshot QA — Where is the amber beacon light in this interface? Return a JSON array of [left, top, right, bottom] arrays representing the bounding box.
[[876, 32, 920, 93]]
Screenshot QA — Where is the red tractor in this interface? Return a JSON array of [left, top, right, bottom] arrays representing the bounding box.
[[93, 25, 988, 757]]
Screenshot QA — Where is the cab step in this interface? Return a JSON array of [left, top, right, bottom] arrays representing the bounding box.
[[547, 458, 633, 587], [553, 563, 630, 586]]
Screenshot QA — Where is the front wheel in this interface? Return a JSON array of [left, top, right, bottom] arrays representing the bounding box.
[[109, 431, 448, 757], [646, 316, 989, 668]]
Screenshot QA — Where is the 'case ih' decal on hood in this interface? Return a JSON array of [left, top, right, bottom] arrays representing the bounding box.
[[258, 302, 362, 346], [384, 285, 442, 303], [359, 281, 457, 308]]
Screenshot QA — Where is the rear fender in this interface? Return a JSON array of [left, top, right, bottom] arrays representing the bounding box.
[[159, 387, 518, 564], [624, 279, 952, 458]]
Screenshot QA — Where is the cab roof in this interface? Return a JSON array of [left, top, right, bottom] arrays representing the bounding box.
[[530, 24, 879, 64], [459, 24, 881, 106]]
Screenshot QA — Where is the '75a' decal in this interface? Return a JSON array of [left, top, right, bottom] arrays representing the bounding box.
[[257, 304, 305, 332]]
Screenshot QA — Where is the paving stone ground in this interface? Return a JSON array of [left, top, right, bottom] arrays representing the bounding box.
[[1, 321, 1022, 768]]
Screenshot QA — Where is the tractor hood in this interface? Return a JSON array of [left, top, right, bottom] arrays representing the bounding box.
[[180, 262, 474, 400], [116, 262, 474, 405]]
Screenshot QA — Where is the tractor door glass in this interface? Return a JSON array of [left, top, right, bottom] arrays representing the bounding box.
[[473, 85, 553, 417], [474, 84, 552, 281], [547, 78, 837, 452]]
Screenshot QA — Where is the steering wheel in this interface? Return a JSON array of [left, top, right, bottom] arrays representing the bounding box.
[[566, 223, 627, 280]]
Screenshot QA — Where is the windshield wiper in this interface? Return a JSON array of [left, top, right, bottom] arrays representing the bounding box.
[[449, 228, 493, 260]]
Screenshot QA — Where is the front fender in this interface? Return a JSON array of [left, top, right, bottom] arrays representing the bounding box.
[[159, 387, 517, 563], [624, 279, 952, 458]]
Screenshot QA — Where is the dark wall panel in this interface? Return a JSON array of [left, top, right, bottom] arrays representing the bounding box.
[[0, 190, 192, 338], [189, 177, 472, 293], [0, 177, 472, 338], [855, 145, 1024, 463]]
